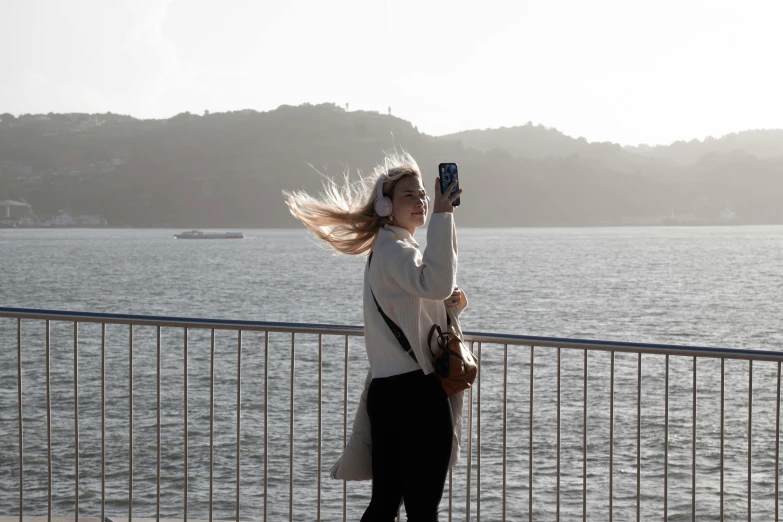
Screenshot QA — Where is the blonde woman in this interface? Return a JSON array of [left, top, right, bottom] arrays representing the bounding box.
[[284, 152, 467, 521]]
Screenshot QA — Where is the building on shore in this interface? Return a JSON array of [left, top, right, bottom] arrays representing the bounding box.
[[0, 200, 107, 227], [44, 210, 108, 227], [0, 199, 34, 227], [0, 199, 32, 219]]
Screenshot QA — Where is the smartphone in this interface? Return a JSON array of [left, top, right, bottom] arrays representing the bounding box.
[[438, 162, 460, 206]]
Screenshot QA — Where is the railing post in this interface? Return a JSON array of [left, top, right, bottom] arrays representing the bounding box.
[[17, 319, 24, 522], [776, 361, 781, 522], [236, 330, 242, 522], [73, 321, 80, 522], [156, 326, 161, 522], [128, 324, 133, 522], [609, 351, 614, 522], [466, 341, 474, 522], [209, 328, 215, 522], [636, 353, 641, 522], [664, 354, 669, 521], [183, 327, 189, 522], [264, 330, 269, 522], [557, 347, 561, 522], [46, 320, 52, 522], [692, 356, 696, 522], [529, 346, 534, 521], [583, 349, 587, 522], [290, 332, 295, 522], [749, 360, 753, 522], [720, 359, 726, 522], [476, 343, 480, 521], [317, 333, 322, 522], [343, 335, 348, 522], [101, 323, 106, 521]]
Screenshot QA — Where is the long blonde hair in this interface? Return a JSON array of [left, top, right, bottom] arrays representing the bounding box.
[[283, 151, 421, 256]]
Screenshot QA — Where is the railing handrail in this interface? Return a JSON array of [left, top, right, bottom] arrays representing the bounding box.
[[464, 331, 783, 361], [0, 306, 365, 336], [2, 306, 781, 361]]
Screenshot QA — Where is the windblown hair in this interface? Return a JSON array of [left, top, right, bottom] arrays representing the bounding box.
[[283, 151, 421, 256]]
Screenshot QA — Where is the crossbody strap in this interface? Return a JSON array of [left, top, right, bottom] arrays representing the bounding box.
[[368, 251, 454, 363], [368, 252, 418, 363]]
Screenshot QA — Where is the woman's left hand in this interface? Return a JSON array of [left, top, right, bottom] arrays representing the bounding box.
[[445, 286, 464, 308]]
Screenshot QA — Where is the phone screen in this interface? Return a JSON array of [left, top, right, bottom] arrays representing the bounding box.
[[439, 163, 460, 206]]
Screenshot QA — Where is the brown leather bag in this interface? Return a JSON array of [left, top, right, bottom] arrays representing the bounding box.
[[428, 323, 478, 397]]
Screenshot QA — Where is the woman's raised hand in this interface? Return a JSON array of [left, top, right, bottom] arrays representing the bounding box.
[[433, 177, 463, 214], [444, 287, 464, 308]]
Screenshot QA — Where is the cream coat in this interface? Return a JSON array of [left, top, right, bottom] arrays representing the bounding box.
[[330, 213, 469, 480]]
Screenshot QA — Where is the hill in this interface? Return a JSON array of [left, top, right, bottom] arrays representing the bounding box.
[[1, 105, 782, 227]]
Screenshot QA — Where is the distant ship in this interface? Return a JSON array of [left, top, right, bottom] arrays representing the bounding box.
[[174, 230, 244, 239]]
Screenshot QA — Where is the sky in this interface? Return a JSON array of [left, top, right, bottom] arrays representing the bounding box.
[[1, 0, 782, 146]]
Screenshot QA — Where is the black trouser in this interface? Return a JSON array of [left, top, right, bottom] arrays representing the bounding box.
[[361, 370, 453, 522]]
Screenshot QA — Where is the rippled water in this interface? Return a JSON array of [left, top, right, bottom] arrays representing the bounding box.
[[1, 226, 782, 520]]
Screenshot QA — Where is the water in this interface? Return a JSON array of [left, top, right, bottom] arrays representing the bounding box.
[[1, 226, 782, 520]]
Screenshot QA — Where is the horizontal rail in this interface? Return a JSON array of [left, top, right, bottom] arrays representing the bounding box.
[[2, 306, 782, 360], [0, 307, 365, 336], [463, 331, 783, 361]]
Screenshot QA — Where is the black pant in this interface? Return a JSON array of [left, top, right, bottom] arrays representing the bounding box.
[[361, 370, 453, 522]]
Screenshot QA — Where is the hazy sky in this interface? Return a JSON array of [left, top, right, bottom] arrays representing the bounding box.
[[2, 0, 782, 145]]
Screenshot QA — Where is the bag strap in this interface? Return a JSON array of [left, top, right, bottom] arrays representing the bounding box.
[[428, 323, 459, 357], [368, 252, 418, 363]]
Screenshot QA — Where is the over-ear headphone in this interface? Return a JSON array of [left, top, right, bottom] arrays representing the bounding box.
[[374, 176, 393, 217]]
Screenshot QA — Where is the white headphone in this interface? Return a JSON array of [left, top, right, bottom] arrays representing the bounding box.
[[374, 176, 393, 217]]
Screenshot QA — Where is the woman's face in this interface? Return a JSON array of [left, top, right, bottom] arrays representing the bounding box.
[[391, 174, 428, 235]]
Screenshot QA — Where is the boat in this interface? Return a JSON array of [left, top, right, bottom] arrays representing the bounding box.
[[174, 230, 244, 239]]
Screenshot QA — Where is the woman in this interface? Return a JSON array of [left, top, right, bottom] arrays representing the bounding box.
[[284, 152, 467, 521]]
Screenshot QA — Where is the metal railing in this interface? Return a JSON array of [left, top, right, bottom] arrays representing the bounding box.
[[1, 306, 782, 521]]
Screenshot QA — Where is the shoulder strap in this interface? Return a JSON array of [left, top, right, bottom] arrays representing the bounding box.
[[368, 252, 418, 363]]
